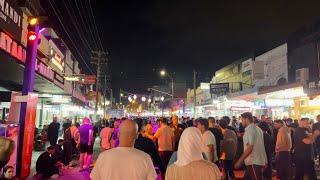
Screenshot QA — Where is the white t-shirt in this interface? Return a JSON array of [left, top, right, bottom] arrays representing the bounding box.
[[154, 125, 174, 151], [90, 147, 157, 180], [243, 123, 267, 166], [202, 130, 218, 163]]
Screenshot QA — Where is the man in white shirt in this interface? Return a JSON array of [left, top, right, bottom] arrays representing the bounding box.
[[91, 120, 157, 180], [235, 112, 267, 180], [153, 118, 175, 168], [197, 118, 218, 164]]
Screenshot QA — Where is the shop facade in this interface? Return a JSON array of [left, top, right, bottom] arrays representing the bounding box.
[[0, 3, 91, 128]]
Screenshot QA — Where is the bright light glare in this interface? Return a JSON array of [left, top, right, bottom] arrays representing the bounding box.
[[120, 93, 124, 97], [105, 100, 110, 105], [28, 34, 37, 41], [160, 70, 166, 76], [64, 76, 80, 81], [29, 18, 38, 25], [141, 97, 146, 102], [148, 98, 152, 103], [161, 96, 164, 101], [133, 95, 137, 100], [128, 96, 132, 102]]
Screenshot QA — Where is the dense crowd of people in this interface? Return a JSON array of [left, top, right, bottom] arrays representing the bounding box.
[[94, 113, 320, 180], [24, 112, 320, 179]]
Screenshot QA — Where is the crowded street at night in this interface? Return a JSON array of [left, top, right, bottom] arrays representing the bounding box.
[[2, 0, 320, 180]]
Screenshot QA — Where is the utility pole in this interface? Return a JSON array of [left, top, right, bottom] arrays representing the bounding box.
[[193, 70, 197, 118], [103, 75, 106, 118], [91, 50, 108, 121]]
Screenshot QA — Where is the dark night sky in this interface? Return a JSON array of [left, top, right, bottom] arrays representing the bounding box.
[[43, 0, 320, 95]]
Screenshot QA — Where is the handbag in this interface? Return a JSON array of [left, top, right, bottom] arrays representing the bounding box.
[[0, 136, 15, 161]]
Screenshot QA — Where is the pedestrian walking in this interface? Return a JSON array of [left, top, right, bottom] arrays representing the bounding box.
[[153, 118, 175, 169], [197, 118, 218, 165], [208, 117, 223, 159], [91, 120, 157, 180], [220, 118, 237, 180], [258, 121, 273, 180], [293, 118, 320, 180], [78, 117, 94, 172], [235, 112, 267, 180], [274, 119, 293, 180], [47, 117, 60, 146]]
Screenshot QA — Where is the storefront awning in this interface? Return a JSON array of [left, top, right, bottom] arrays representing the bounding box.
[[0, 50, 64, 95]]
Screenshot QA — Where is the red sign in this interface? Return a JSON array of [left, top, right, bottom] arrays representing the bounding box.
[[20, 94, 38, 178], [0, 32, 26, 62], [81, 75, 96, 84]]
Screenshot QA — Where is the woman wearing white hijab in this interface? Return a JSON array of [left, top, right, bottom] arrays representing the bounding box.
[[165, 127, 221, 180]]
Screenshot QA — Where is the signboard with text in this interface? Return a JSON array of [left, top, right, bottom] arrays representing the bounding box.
[[210, 83, 229, 96], [0, 1, 22, 41], [0, 31, 26, 63]]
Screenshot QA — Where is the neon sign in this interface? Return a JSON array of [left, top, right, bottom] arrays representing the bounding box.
[[0, 31, 26, 62], [35, 60, 54, 81]]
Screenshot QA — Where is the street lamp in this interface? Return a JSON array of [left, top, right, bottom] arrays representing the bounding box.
[[133, 94, 137, 100], [141, 96, 146, 102], [159, 69, 174, 99], [161, 96, 165, 101], [128, 96, 133, 102], [148, 98, 152, 103], [160, 69, 166, 76], [120, 93, 124, 97]]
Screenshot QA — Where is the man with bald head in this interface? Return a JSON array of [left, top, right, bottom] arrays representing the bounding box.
[[91, 120, 157, 180]]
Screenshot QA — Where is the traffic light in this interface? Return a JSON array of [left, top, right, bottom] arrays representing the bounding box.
[[27, 31, 37, 41], [27, 17, 40, 42], [29, 17, 38, 26]]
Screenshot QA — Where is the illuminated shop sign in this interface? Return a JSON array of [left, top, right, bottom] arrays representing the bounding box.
[[265, 99, 294, 107], [0, 31, 26, 62], [265, 87, 305, 99], [35, 60, 54, 81], [254, 99, 266, 108], [210, 83, 229, 95], [0, 0, 22, 40], [230, 106, 250, 111], [50, 48, 64, 71]]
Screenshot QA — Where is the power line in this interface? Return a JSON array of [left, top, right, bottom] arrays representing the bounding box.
[[48, 0, 94, 74], [61, 0, 93, 53], [87, 0, 104, 50], [74, 0, 100, 50]]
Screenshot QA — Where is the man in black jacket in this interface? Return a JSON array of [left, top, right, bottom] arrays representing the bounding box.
[[48, 117, 60, 146], [134, 118, 165, 175]]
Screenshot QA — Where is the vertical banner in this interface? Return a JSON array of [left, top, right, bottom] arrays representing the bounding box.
[[20, 93, 38, 178], [7, 92, 22, 124]]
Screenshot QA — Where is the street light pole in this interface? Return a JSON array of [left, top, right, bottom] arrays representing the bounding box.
[[160, 69, 174, 98]]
